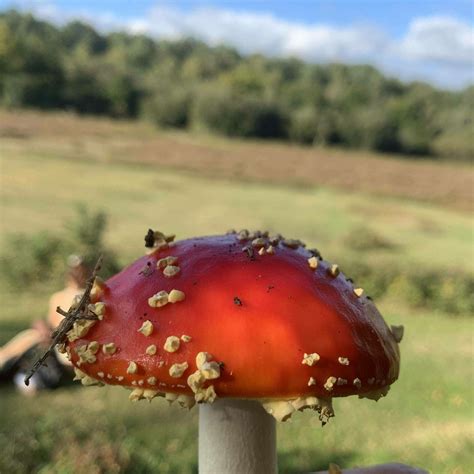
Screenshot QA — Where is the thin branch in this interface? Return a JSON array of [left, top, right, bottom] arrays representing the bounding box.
[[56, 307, 69, 317], [24, 255, 103, 386]]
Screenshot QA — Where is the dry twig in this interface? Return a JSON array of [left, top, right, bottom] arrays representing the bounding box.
[[24, 255, 103, 386]]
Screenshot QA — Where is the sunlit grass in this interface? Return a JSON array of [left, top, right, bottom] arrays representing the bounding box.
[[1, 309, 472, 473], [1, 151, 472, 273], [1, 118, 473, 473]]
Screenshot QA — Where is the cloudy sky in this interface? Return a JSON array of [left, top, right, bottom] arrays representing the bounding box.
[[2, 0, 473, 89]]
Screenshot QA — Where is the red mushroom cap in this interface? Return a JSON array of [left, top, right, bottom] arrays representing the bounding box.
[[66, 231, 401, 421]]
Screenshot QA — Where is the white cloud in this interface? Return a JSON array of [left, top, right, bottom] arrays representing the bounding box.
[[130, 6, 389, 64], [129, 6, 474, 88], [398, 16, 474, 68], [7, 1, 474, 89]]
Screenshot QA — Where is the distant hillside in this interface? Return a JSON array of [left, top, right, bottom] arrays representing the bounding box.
[[0, 10, 472, 160]]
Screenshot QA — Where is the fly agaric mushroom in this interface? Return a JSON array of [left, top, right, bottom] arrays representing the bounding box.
[[62, 229, 401, 474]]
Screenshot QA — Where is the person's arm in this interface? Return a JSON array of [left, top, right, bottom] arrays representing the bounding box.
[[47, 292, 64, 330]]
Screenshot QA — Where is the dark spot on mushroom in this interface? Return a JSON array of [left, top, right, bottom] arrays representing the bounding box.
[[139, 261, 154, 276], [243, 245, 255, 260], [267, 285, 275, 292], [144, 229, 155, 248], [234, 297, 242, 306], [346, 278, 354, 283]]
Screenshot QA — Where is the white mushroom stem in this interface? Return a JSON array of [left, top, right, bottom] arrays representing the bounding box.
[[199, 399, 277, 474]]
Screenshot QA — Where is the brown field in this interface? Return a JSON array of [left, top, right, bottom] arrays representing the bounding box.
[[1, 109, 472, 211]]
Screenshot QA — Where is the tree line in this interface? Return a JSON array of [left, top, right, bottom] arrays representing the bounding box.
[[1, 10, 472, 159]]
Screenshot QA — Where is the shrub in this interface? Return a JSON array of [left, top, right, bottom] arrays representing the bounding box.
[[0, 231, 65, 289], [343, 258, 474, 316], [433, 129, 474, 161], [62, 204, 121, 278], [194, 86, 288, 139], [311, 111, 342, 146], [342, 226, 397, 251], [62, 59, 112, 115], [289, 107, 318, 144], [0, 205, 120, 291], [142, 85, 191, 128]]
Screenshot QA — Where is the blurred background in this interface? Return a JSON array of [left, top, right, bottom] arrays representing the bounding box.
[[0, 1, 472, 473]]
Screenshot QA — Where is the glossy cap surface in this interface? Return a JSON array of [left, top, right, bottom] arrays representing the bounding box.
[[67, 232, 400, 407]]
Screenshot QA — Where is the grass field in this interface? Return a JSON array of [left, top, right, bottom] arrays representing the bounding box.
[[1, 110, 473, 211], [0, 110, 473, 473]]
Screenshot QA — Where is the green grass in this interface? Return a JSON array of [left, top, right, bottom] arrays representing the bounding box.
[[1, 150, 472, 273], [1, 309, 472, 474], [1, 128, 473, 473]]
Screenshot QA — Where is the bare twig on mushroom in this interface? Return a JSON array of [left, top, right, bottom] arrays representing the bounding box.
[[24, 255, 103, 386]]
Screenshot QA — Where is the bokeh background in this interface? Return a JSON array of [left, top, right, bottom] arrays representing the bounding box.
[[0, 1, 472, 473]]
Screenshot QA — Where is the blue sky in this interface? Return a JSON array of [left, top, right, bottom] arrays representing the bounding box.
[[2, 0, 473, 89]]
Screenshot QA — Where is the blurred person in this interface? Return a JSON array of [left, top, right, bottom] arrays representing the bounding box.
[[0, 255, 90, 394]]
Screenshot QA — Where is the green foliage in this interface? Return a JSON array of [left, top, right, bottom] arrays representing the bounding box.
[[62, 56, 111, 115], [63, 204, 121, 277], [312, 111, 343, 146], [342, 226, 397, 251], [0, 231, 65, 289], [0, 205, 120, 291], [0, 12, 65, 108], [344, 258, 474, 316], [338, 106, 401, 152], [0, 10, 472, 158], [194, 85, 288, 138], [143, 85, 191, 128], [61, 20, 107, 54], [289, 107, 318, 144], [432, 86, 474, 159], [389, 83, 441, 155]]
